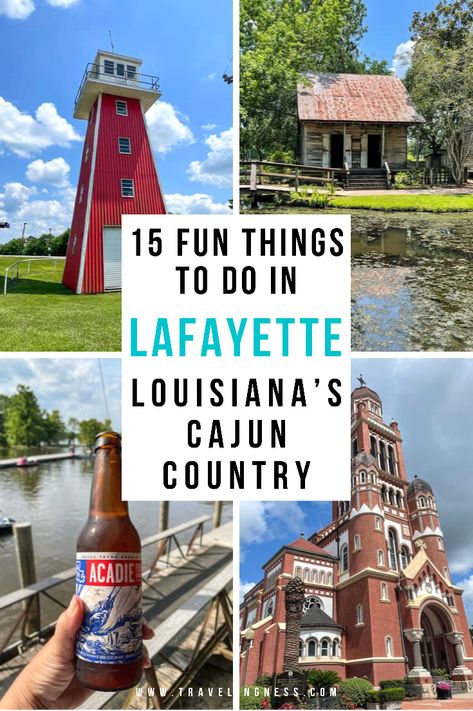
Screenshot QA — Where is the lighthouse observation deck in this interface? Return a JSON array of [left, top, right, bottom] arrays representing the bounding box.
[[74, 50, 160, 119]]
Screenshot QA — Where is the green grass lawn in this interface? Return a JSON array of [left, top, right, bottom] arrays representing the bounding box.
[[0, 257, 121, 351], [331, 193, 473, 212]]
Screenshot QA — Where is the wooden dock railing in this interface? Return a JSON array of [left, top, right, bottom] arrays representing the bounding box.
[[0, 515, 210, 661], [240, 159, 349, 203]]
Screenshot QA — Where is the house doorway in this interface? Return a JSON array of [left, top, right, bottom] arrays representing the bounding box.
[[330, 134, 344, 169], [368, 135, 381, 168]]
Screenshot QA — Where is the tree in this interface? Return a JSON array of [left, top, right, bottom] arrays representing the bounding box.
[[406, 0, 473, 184], [43, 409, 67, 445], [0, 394, 9, 447], [5, 385, 47, 447], [240, 0, 389, 159], [283, 576, 305, 671], [78, 419, 113, 452]]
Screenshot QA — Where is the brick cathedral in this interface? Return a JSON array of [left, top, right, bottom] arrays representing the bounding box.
[[240, 383, 473, 688]]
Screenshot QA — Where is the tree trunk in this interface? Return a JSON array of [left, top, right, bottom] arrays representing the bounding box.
[[283, 577, 305, 672]]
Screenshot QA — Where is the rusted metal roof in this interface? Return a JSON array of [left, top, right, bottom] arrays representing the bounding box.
[[298, 73, 424, 124]]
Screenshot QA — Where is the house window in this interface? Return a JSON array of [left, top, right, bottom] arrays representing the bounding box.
[[79, 185, 84, 204], [419, 496, 426, 508], [356, 604, 363, 624], [104, 59, 114, 75], [385, 636, 394, 657], [265, 599, 274, 617], [388, 445, 396, 475], [360, 471, 366, 484], [308, 639, 316, 657], [118, 137, 131, 154], [321, 640, 329, 656], [379, 441, 386, 470], [332, 640, 338, 657], [438, 537, 444, 550], [340, 544, 348, 572], [381, 583, 388, 600], [127, 64, 137, 80], [121, 178, 134, 197], [303, 596, 323, 612], [303, 568, 309, 581], [378, 550, 385, 566], [370, 435, 377, 458], [116, 100, 128, 116], [375, 517, 381, 531], [407, 587, 415, 601], [354, 534, 361, 551], [295, 566, 302, 578]]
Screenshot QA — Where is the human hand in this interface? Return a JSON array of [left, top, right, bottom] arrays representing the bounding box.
[[0, 595, 154, 710]]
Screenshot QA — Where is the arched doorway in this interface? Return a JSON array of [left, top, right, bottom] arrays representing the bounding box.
[[420, 605, 454, 673]]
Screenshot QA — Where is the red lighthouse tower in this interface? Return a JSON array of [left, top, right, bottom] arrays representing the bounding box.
[[63, 51, 166, 294]]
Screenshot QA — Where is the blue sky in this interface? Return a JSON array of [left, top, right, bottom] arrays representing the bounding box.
[[241, 358, 473, 623], [0, 358, 121, 429], [0, 0, 232, 242]]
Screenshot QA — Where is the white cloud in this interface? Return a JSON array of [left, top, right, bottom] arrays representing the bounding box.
[[146, 101, 195, 154], [240, 581, 257, 603], [0, 97, 81, 157], [0, 0, 34, 19], [45, 0, 79, 5], [240, 501, 306, 545], [0, 181, 75, 237], [202, 123, 218, 132], [187, 128, 233, 188], [391, 40, 415, 78], [457, 573, 473, 622], [165, 192, 231, 215], [26, 157, 71, 187]]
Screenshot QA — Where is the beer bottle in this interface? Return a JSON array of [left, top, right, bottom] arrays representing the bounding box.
[[75, 432, 143, 691]]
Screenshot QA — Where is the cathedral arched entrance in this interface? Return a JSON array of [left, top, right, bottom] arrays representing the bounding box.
[[419, 604, 454, 673]]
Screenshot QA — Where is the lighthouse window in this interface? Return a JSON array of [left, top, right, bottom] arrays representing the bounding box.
[[104, 59, 114, 75], [127, 64, 137, 80], [118, 137, 131, 154], [116, 63, 125, 77], [121, 179, 134, 197], [116, 100, 128, 116]]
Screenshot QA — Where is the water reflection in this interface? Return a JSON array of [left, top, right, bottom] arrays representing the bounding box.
[[351, 212, 473, 351]]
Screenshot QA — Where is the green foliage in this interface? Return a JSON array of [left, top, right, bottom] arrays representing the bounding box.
[[393, 171, 425, 189], [306, 669, 341, 691], [432, 667, 449, 679], [379, 687, 405, 703], [0, 394, 10, 447], [255, 674, 273, 686], [239, 685, 271, 709], [240, 0, 389, 158], [366, 690, 380, 704], [379, 679, 405, 689], [338, 678, 373, 707], [406, 0, 473, 185], [0, 229, 70, 256], [5, 385, 47, 447], [289, 184, 335, 208], [331, 193, 473, 212], [78, 419, 113, 451]]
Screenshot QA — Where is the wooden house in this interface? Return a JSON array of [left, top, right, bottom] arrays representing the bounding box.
[[298, 73, 424, 188]]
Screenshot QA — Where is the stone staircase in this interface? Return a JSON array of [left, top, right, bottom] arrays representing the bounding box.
[[347, 168, 389, 190]]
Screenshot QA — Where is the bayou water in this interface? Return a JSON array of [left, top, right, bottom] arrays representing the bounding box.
[[351, 211, 473, 351]]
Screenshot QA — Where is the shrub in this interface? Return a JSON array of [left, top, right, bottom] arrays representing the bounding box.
[[240, 686, 271, 709], [379, 687, 405, 703], [255, 675, 273, 686], [379, 679, 405, 689], [306, 669, 342, 691], [432, 668, 449, 679], [366, 690, 381, 704], [288, 184, 335, 208], [338, 678, 374, 707], [393, 170, 425, 189]]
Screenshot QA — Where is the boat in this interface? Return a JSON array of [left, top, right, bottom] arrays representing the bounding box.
[[0, 514, 15, 534], [16, 457, 39, 468]]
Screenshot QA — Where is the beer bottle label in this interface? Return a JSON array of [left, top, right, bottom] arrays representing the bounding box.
[[76, 552, 142, 664]]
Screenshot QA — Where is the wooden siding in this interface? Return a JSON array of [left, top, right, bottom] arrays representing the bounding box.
[[301, 122, 408, 170]]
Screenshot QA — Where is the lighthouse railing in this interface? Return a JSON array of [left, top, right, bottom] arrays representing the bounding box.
[[75, 63, 160, 110]]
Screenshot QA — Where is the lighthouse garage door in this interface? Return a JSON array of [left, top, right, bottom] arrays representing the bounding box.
[[103, 227, 121, 291]]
